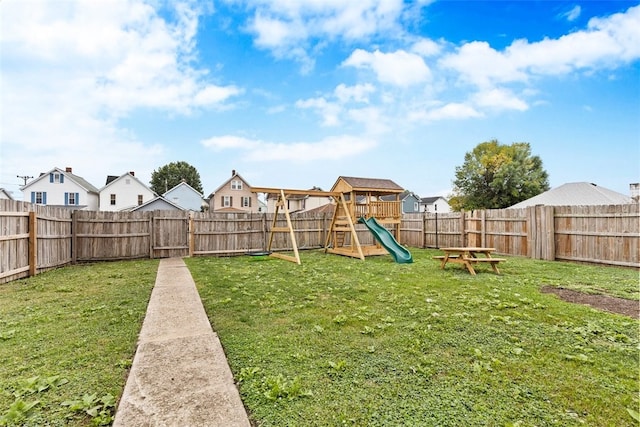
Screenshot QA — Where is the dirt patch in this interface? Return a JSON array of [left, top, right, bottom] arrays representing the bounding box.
[[541, 286, 639, 319]]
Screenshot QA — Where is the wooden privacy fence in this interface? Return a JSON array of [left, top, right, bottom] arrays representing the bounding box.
[[1, 199, 638, 283], [402, 203, 639, 268]]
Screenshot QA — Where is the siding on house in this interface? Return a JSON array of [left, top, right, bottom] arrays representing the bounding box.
[[210, 170, 259, 213], [163, 182, 204, 211], [20, 167, 99, 210], [99, 172, 155, 211]]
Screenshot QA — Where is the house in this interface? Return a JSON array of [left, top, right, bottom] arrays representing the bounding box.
[[130, 196, 185, 212], [209, 170, 260, 213], [509, 182, 632, 208], [20, 167, 99, 210], [0, 188, 14, 200], [99, 171, 156, 211], [382, 190, 421, 213], [164, 181, 205, 211], [264, 186, 333, 213], [420, 196, 451, 213]]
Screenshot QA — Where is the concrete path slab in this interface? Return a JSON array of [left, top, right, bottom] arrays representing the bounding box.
[[114, 257, 251, 427]]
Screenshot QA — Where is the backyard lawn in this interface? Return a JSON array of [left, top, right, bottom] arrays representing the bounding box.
[[187, 249, 639, 427], [0, 251, 637, 426], [0, 260, 158, 426]]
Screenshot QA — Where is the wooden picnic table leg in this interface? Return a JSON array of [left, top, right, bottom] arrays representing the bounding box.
[[491, 262, 500, 274], [440, 254, 449, 269]]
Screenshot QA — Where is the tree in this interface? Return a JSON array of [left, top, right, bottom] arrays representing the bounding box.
[[450, 140, 549, 210], [150, 161, 203, 194]]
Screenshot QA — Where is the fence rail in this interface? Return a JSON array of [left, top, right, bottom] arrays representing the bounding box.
[[1, 199, 638, 283]]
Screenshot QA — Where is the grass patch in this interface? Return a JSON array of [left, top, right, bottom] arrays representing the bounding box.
[[187, 249, 639, 426], [0, 260, 158, 426]]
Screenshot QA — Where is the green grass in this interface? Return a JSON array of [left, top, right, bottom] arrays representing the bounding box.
[[0, 260, 158, 426], [187, 249, 639, 427]]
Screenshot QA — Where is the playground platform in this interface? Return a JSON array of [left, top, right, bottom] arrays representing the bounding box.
[[113, 257, 250, 427]]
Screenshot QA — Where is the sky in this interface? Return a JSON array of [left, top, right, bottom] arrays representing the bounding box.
[[1, 0, 639, 201]]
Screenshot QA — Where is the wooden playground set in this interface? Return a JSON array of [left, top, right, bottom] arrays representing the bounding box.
[[251, 176, 413, 264]]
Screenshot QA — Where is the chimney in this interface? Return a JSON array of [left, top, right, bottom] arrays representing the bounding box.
[[232, 169, 236, 176], [65, 167, 72, 173], [129, 171, 135, 176]]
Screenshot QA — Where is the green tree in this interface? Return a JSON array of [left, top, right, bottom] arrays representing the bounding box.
[[150, 161, 203, 194], [450, 140, 549, 210]]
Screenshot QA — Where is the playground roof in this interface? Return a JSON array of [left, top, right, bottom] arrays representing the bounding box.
[[331, 176, 404, 194]]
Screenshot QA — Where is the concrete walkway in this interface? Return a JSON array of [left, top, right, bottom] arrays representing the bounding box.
[[113, 258, 251, 427]]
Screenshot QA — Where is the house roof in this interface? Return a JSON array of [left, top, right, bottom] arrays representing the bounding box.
[[0, 188, 14, 200], [331, 176, 404, 194], [212, 171, 251, 194], [420, 196, 446, 204], [509, 182, 632, 208], [303, 203, 336, 215], [381, 190, 419, 201], [164, 181, 204, 197], [21, 167, 100, 194], [130, 196, 185, 211], [100, 172, 154, 194]]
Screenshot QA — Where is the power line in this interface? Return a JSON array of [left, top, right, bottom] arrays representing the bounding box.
[[16, 175, 33, 186]]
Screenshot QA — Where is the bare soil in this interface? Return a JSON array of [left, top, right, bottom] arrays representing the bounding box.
[[541, 286, 639, 319]]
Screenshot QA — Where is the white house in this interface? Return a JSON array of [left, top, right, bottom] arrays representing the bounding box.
[[20, 167, 99, 210], [99, 171, 156, 211], [420, 196, 451, 213], [163, 181, 204, 211]]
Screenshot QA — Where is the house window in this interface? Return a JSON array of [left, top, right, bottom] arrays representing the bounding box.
[[68, 193, 76, 205], [241, 196, 251, 208], [53, 173, 61, 183], [35, 192, 44, 204], [138, 195, 143, 205], [231, 180, 242, 190], [223, 196, 232, 207], [414, 202, 419, 211], [110, 194, 116, 205]]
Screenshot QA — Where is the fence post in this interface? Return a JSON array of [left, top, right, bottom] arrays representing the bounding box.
[[460, 210, 466, 247], [71, 210, 77, 264], [188, 212, 195, 258], [149, 212, 154, 259], [480, 210, 486, 248], [28, 211, 37, 277]]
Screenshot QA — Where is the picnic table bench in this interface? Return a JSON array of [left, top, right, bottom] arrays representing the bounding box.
[[433, 247, 505, 275]]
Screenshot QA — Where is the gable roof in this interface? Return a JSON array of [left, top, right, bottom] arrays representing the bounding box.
[[331, 176, 404, 194], [21, 167, 99, 194], [509, 182, 632, 208], [100, 171, 154, 193], [0, 188, 14, 200], [212, 171, 251, 194], [129, 196, 185, 212], [164, 181, 204, 197], [421, 196, 446, 204], [381, 190, 419, 202]]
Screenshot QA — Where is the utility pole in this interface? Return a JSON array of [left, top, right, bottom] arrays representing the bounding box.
[[17, 175, 33, 186]]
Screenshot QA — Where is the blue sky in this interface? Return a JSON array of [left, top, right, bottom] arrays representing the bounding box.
[[1, 0, 639, 201]]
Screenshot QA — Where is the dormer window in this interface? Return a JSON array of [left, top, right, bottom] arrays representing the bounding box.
[[231, 180, 242, 190]]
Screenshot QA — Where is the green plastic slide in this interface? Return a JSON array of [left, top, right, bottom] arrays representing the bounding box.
[[358, 217, 413, 264]]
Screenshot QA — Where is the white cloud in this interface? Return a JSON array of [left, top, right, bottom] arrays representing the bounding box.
[[441, 5, 640, 87], [411, 38, 442, 57], [343, 49, 432, 86], [409, 103, 483, 122], [0, 0, 239, 188], [562, 5, 582, 22], [232, 0, 413, 69], [201, 135, 377, 161], [296, 97, 342, 126], [334, 83, 376, 103], [472, 88, 529, 111]]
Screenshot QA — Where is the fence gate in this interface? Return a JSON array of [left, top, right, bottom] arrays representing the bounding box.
[[152, 212, 190, 258]]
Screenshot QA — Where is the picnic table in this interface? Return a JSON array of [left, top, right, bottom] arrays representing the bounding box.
[[433, 247, 505, 275]]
